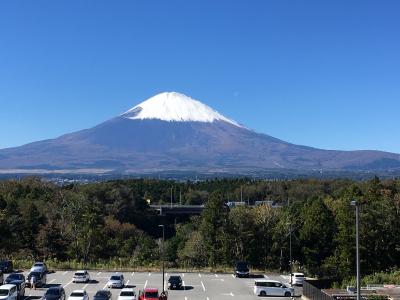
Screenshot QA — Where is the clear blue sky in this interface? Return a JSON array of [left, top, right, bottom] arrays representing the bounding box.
[[1, 0, 400, 152]]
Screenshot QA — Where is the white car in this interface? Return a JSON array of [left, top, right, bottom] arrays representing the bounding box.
[[73, 271, 90, 283], [0, 284, 18, 300], [118, 288, 136, 300], [254, 280, 294, 297], [106, 273, 125, 288], [290, 272, 305, 285], [30, 262, 47, 273], [68, 290, 88, 300]]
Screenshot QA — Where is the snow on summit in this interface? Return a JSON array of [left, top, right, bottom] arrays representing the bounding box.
[[122, 92, 242, 127]]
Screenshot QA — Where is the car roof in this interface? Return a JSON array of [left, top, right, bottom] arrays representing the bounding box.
[[76, 270, 87, 273], [72, 290, 85, 293], [255, 279, 281, 283], [0, 284, 17, 289], [121, 288, 135, 292], [144, 288, 158, 292], [292, 272, 304, 275]]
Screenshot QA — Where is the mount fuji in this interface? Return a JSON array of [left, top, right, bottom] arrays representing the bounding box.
[[1, 92, 400, 176]]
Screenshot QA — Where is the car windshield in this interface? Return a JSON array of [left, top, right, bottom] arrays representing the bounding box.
[[46, 289, 60, 295], [295, 274, 304, 277], [120, 292, 134, 296], [94, 291, 108, 297], [144, 292, 158, 298], [0, 290, 9, 296], [75, 272, 85, 276], [70, 292, 84, 297], [30, 272, 41, 277], [34, 263, 43, 267], [0, 261, 9, 266], [8, 274, 21, 280], [110, 276, 121, 280], [169, 276, 180, 281]]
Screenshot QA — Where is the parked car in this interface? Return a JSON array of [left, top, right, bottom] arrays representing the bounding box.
[[167, 276, 182, 290], [138, 288, 159, 300], [30, 262, 47, 274], [93, 290, 111, 300], [4, 274, 24, 286], [106, 273, 125, 288], [73, 271, 90, 283], [0, 284, 18, 300], [117, 288, 136, 300], [4, 274, 25, 298], [290, 273, 304, 286], [26, 271, 47, 288], [0, 262, 13, 274], [254, 280, 294, 297], [234, 261, 250, 278], [67, 290, 88, 300], [42, 287, 66, 300]]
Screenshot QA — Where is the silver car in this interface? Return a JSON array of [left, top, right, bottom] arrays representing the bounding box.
[[106, 274, 125, 289]]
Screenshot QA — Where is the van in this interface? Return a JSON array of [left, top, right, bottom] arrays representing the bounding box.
[[290, 273, 304, 286], [254, 280, 294, 297], [0, 284, 18, 300]]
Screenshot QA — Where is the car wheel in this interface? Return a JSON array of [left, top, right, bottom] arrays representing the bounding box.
[[260, 291, 266, 297], [284, 292, 291, 297]]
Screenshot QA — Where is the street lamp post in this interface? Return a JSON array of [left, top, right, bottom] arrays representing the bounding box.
[[351, 200, 361, 300], [158, 224, 165, 292]]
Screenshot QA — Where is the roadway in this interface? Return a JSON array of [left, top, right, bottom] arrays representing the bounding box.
[[20, 271, 303, 300]]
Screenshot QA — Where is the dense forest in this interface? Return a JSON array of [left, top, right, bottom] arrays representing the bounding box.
[[0, 176, 399, 283]]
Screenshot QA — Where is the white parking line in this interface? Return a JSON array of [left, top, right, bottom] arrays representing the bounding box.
[[207, 297, 210, 300], [201, 281, 206, 292], [231, 274, 235, 278], [185, 297, 187, 300], [215, 274, 218, 277], [148, 272, 151, 276], [198, 273, 201, 278], [126, 280, 130, 285], [230, 292, 234, 297], [131, 272, 135, 276], [49, 279, 56, 284], [63, 280, 73, 288], [183, 280, 185, 290], [97, 272, 102, 276], [103, 283, 108, 289], [83, 283, 89, 290], [182, 273, 185, 277], [144, 280, 148, 289], [63, 271, 68, 275]]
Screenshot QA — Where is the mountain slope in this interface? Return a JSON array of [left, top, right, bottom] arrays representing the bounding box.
[[0, 92, 399, 174]]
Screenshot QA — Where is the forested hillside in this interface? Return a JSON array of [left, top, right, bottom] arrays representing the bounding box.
[[0, 177, 399, 282]]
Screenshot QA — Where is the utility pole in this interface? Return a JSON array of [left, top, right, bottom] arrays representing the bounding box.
[[351, 200, 361, 300], [288, 197, 293, 284], [170, 187, 173, 207], [158, 225, 165, 292], [179, 188, 182, 205]]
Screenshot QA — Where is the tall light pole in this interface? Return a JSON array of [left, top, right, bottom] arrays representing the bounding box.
[[158, 224, 165, 292], [351, 200, 361, 300], [287, 198, 293, 285]]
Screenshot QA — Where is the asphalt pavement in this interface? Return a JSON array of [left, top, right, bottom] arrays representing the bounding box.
[[17, 271, 303, 300]]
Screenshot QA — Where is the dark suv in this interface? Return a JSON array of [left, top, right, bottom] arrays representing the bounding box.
[[26, 271, 47, 288], [0, 261, 13, 273], [167, 275, 182, 290], [234, 261, 250, 277], [43, 287, 66, 300], [4, 273, 25, 299]]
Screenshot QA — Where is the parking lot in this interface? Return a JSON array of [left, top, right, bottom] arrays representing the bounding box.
[[17, 271, 302, 300]]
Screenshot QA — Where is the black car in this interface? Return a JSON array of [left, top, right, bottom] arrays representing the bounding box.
[[0, 271, 3, 285], [93, 290, 112, 300], [5, 273, 25, 284], [0, 261, 13, 273], [167, 275, 183, 290], [26, 271, 47, 288], [234, 261, 250, 277], [5, 273, 25, 299], [43, 287, 66, 300]]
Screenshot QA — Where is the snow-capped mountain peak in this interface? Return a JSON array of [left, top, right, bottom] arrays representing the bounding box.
[[121, 92, 242, 127]]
